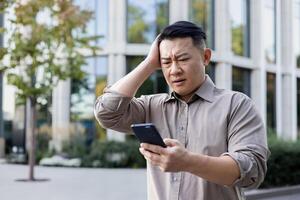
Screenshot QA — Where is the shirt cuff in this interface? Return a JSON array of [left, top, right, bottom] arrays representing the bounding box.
[[221, 152, 258, 188], [98, 86, 133, 112]]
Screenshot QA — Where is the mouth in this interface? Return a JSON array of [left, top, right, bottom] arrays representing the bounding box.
[[172, 79, 186, 85]]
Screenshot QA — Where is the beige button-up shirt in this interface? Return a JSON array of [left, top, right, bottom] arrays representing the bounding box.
[[94, 76, 269, 200]]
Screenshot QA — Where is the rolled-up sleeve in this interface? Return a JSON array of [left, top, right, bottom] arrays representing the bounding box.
[[222, 93, 270, 189], [94, 88, 147, 133]]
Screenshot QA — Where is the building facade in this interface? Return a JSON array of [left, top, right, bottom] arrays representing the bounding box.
[[1, 0, 300, 152]]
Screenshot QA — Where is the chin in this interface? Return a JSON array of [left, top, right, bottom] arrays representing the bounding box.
[[174, 90, 187, 96]]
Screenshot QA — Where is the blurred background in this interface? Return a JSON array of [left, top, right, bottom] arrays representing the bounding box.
[[0, 0, 300, 199]]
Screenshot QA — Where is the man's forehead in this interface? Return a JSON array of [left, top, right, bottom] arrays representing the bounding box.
[[159, 38, 194, 57]]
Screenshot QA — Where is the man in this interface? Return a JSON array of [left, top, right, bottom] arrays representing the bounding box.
[[94, 21, 269, 200]]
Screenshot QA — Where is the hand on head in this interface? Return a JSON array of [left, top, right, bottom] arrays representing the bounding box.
[[145, 35, 162, 70]]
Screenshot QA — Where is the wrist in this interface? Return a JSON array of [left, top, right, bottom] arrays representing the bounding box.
[[143, 57, 160, 71], [184, 152, 208, 174]]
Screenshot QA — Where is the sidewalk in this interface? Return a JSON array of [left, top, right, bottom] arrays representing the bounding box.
[[245, 185, 300, 200], [1, 163, 300, 200], [0, 164, 147, 200]]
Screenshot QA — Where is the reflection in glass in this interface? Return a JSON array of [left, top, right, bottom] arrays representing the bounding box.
[[189, 0, 214, 49], [71, 57, 108, 120], [127, 0, 169, 43], [232, 67, 251, 97], [229, 0, 250, 57], [71, 57, 108, 140], [126, 56, 168, 97], [205, 62, 216, 82], [75, 0, 108, 46], [266, 73, 276, 131], [294, 0, 300, 68], [297, 79, 300, 138], [264, 0, 276, 64]]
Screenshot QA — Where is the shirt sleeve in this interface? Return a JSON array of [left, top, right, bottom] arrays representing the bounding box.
[[94, 87, 147, 133], [222, 93, 270, 189]]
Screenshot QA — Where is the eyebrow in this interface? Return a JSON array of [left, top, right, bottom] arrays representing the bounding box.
[[161, 53, 190, 60], [175, 53, 190, 58]]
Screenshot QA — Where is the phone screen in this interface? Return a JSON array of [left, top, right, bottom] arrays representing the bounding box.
[[131, 123, 166, 148]]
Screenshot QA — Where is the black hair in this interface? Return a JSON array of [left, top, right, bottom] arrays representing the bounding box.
[[158, 21, 207, 49]]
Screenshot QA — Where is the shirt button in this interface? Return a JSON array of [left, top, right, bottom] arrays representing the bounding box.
[[172, 177, 178, 182], [180, 126, 184, 131]]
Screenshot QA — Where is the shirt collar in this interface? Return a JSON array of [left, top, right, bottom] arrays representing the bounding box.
[[164, 75, 216, 103], [193, 75, 216, 103]]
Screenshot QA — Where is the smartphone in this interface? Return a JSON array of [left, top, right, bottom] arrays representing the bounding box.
[[131, 123, 166, 148]]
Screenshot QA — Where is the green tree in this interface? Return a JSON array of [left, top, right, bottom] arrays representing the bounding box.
[[127, 4, 149, 43], [191, 0, 208, 30], [0, 0, 99, 181], [155, 1, 169, 36], [231, 25, 244, 56]]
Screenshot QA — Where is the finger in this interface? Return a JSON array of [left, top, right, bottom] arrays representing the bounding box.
[[163, 138, 180, 147], [140, 148, 163, 163], [154, 34, 161, 42], [141, 143, 166, 155]]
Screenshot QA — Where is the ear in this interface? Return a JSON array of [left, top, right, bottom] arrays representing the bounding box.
[[203, 48, 212, 66]]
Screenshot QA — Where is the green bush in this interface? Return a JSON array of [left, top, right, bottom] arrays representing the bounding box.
[[61, 133, 146, 168], [260, 135, 300, 188], [84, 139, 146, 168], [36, 132, 54, 163], [62, 132, 89, 159]]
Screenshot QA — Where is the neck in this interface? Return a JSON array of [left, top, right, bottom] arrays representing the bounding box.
[[179, 76, 207, 102]]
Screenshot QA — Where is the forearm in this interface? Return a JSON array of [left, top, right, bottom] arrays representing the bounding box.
[[110, 60, 156, 97], [185, 153, 240, 186]]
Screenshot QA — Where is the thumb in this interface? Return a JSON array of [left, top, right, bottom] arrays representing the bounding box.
[[163, 138, 180, 147]]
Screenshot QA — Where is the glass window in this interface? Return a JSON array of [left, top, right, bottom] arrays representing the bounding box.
[[189, 0, 214, 49], [126, 56, 168, 97], [266, 73, 276, 131], [294, 0, 300, 68], [205, 62, 216, 82], [70, 57, 108, 140], [229, 0, 250, 57], [297, 78, 300, 138], [0, 13, 3, 46], [0, 14, 3, 139], [127, 0, 169, 43], [75, 0, 108, 46], [232, 67, 251, 97], [264, 0, 276, 64]]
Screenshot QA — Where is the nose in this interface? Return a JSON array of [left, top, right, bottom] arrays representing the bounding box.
[[170, 61, 182, 76]]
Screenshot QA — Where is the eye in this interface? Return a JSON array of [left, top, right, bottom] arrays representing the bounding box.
[[161, 60, 171, 66], [178, 58, 189, 62]]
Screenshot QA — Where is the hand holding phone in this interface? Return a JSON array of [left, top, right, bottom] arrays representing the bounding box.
[[131, 123, 166, 148]]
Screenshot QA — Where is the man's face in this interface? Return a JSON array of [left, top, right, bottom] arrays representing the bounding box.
[[159, 37, 211, 102]]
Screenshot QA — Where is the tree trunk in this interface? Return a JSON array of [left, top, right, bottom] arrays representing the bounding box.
[[26, 97, 36, 181]]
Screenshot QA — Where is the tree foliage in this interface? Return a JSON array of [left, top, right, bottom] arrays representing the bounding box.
[[127, 4, 149, 43], [0, 0, 100, 180], [231, 25, 244, 56], [0, 0, 100, 104]]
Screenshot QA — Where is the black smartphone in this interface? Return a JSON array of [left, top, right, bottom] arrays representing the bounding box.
[[131, 123, 166, 148]]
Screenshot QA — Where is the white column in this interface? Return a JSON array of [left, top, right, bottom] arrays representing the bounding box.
[[251, 0, 267, 123], [280, 0, 297, 140], [51, 79, 71, 151], [214, 0, 232, 90], [169, 0, 189, 23], [215, 63, 232, 89], [275, 0, 283, 138], [106, 55, 127, 141], [282, 75, 297, 140], [105, 0, 127, 141], [215, 0, 231, 56]]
